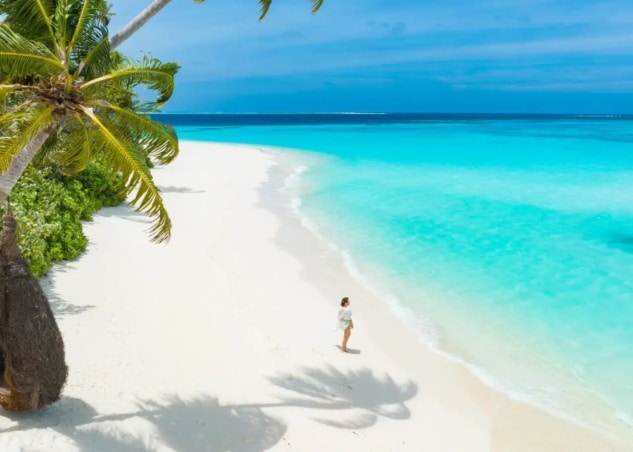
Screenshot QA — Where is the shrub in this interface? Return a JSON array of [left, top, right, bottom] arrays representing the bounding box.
[[2, 161, 125, 276]]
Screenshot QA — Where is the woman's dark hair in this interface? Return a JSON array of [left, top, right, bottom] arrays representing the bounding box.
[[340, 297, 349, 307]]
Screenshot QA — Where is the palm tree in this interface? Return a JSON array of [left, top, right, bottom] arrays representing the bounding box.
[[0, 0, 178, 242], [109, 0, 325, 50], [0, 0, 178, 411], [0, 203, 67, 411]]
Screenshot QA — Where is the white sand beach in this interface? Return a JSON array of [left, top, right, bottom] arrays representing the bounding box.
[[1, 140, 631, 451]]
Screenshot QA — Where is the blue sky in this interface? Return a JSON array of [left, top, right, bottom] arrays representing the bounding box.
[[109, 0, 633, 113]]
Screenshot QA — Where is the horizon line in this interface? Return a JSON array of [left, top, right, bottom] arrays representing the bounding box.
[[151, 112, 632, 117]]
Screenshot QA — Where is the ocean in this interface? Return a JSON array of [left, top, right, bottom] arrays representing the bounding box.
[[158, 113, 633, 432]]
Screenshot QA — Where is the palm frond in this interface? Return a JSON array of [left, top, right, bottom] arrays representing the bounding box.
[[310, 0, 324, 13], [0, 105, 56, 172], [80, 106, 171, 243], [89, 100, 178, 165], [0, 84, 19, 96], [35, 0, 57, 45], [0, 99, 38, 136], [53, 0, 72, 52], [258, 0, 272, 20], [40, 113, 93, 174], [0, 25, 65, 78], [0, 96, 34, 129], [67, 0, 106, 57], [81, 55, 178, 107], [0, 0, 57, 47], [258, 0, 323, 20], [74, 34, 111, 79], [0, 88, 7, 109], [68, 0, 112, 77]]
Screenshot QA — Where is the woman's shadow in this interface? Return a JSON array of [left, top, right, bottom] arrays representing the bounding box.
[[335, 345, 361, 354]]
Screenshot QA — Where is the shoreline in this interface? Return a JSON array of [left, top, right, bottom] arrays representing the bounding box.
[[0, 140, 629, 450], [258, 143, 633, 439], [256, 143, 633, 444]]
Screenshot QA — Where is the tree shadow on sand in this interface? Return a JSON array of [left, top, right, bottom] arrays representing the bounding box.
[[40, 272, 95, 318], [0, 367, 415, 449], [133, 395, 286, 452], [157, 185, 205, 194], [0, 397, 148, 451], [96, 206, 150, 225], [0, 395, 286, 452], [253, 366, 418, 429]]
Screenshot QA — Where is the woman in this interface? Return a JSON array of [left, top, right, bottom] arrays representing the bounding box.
[[337, 297, 354, 352]]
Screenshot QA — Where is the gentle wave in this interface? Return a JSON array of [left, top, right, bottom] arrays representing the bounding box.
[[271, 152, 622, 434], [176, 118, 633, 436]]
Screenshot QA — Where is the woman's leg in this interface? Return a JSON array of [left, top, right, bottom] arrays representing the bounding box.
[[342, 326, 352, 352]]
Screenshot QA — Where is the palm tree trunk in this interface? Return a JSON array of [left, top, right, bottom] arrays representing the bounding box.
[[0, 126, 55, 204], [109, 0, 173, 50]]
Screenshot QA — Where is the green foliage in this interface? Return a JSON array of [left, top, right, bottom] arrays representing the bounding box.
[[2, 159, 124, 276], [257, 0, 324, 20], [1, 0, 179, 243]]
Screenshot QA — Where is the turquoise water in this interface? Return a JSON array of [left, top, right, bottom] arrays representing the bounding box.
[[177, 119, 633, 429]]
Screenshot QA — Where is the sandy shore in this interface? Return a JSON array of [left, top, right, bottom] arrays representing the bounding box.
[[0, 141, 630, 451]]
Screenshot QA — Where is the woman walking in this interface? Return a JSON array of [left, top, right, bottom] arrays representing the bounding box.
[[337, 297, 354, 352]]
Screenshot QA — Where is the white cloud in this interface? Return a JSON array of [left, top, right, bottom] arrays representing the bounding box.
[[108, 0, 633, 93]]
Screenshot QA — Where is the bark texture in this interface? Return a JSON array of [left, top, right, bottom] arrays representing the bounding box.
[[109, 0, 172, 49], [0, 205, 67, 411]]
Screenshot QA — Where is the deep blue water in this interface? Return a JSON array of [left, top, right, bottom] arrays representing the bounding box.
[[159, 114, 633, 430], [154, 112, 633, 127]]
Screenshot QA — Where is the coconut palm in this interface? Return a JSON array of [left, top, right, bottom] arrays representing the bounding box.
[[0, 0, 178, 243], [109, 0, 325, 50], [0, 203, 67, 411], [0, 0, 178, 411]]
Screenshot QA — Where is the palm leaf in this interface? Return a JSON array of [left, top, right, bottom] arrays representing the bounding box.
[[74, 35, 111, 79], [0, 96, 34, 129], [40, 113, 93, 174], [0, 25, 65, 78], [67, 0, 105, 57], [310, 0, 324, 13], [81, 55, 178, 107], [258, 0, 272, 20], [0, 84, 19, 96], [0, 88, 8, 109], [80, 106, 171, 243], [0, 98, 39, 136], [0, 0, 57, 48], [258, 0, 324, 20], [0, 105, 56, 172], [53, 0, 72, 52], [89, 100, 178, 165], [34, 0, 57, 46], [68, 0, 112, 77]]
